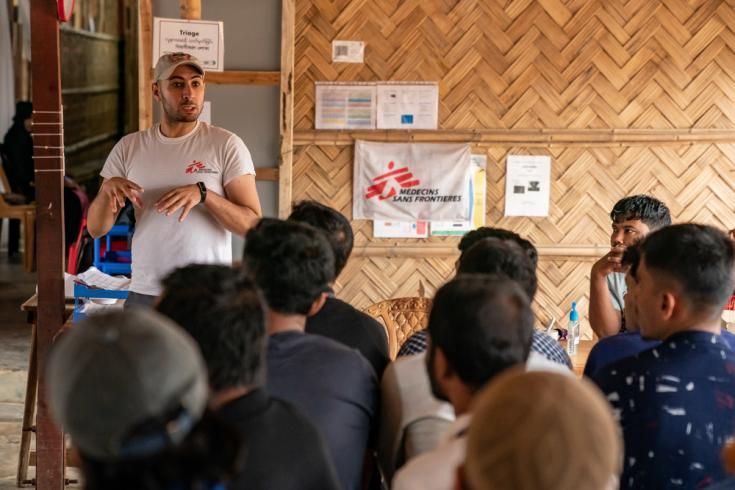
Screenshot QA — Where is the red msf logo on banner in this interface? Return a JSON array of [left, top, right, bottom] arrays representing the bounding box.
[[366, 161, 420, 200]]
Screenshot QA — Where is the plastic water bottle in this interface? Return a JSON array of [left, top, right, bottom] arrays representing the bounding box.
[[567, 302, 580, 356]]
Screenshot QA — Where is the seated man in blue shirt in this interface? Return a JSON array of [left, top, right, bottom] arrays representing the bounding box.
[[243, 219, 378, 490], [585, 243, 735, 377], [591, 223, 735, 489], [156, 265, 340, 490]]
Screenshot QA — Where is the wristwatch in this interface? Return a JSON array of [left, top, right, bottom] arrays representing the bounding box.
[[196, 181, 207, 204]]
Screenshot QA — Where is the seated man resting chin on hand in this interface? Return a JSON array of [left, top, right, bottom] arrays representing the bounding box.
[[589, 195, 670, 338]]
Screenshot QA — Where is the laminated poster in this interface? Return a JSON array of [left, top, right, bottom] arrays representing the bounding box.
[[153, 17, 224, 71], [373, 220, 429, 238], [504, 155, 551, 217], [376, 83, 438, 129], [315, 83, 376, 130], [431, 154, 487, 236]]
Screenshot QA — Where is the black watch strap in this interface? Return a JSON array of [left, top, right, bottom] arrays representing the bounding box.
[[196, 181, 207, 203]]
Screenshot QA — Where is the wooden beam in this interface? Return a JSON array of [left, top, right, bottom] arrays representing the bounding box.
[[278, 0, 295, 218], [205, 70, 280, 86], [350, 244, 608, 258], [30, 0, 66, 487], [138, 0, 152, 129], [255, 167, 278, 181], [179, 0, 201, 20], [293, 128, 735, 147]]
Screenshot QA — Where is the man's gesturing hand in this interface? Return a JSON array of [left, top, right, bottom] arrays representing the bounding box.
[[99, 177, 144, 213], [155, 184, 202, 222]]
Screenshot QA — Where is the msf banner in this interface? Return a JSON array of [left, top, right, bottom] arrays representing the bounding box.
[[353, 140, 472, 221]]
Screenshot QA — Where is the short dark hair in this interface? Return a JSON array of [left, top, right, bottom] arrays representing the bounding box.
[[458, 227, 538, 268], [288, 200, 354, 280], [428, 274, 533, 391], [243, 218, 335, 315], [610, 195, 671, 230], [457, 238, 537, 300], [640, 224, 735, 313], [157, 265, 266, 391], [621, 242, 642, 280]]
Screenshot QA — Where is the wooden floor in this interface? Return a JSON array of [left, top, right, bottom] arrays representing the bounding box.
[[0, 253, 35, 488]]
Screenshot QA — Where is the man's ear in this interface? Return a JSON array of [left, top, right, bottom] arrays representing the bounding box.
[[306, 292, 328, 317], [660, 290, 677, 321], [434, 346, 455, 383], [152, 81, 161, 102]]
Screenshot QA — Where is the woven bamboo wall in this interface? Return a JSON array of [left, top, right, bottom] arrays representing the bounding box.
[[292, 0, 735, 338]]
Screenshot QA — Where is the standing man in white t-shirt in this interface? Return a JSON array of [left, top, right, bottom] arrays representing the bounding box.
[[588, 195, 670, 338], [87, 52, 262, 307]]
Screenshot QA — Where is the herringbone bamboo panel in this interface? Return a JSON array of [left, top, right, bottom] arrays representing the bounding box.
[[295, 0, 735, 130], [337, 255, 597, 339], [293, 143, 735, 245], [293, 0, 735, 335], [294, 141, 735, 338]]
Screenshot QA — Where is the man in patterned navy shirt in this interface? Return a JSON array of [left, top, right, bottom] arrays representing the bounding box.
[[592, 224, 735, 489]]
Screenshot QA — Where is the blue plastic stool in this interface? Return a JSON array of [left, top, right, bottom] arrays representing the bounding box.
[[93, 225, 133, 275]]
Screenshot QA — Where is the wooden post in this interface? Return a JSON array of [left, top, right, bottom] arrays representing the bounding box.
[[179, 0, 200, 20], [278, 0, 295, 218], [30, 0, 66, 488], [138, 0, 152, 129]]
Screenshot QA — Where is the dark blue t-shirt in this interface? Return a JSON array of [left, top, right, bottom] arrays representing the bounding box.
[[266, 330, 378, 490], [591, 331, 735, 489], [584, 330, 735, 377]]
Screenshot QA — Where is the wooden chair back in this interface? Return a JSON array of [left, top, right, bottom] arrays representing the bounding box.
[[365, 297, 432, 360], [0, 159, 36, 271]]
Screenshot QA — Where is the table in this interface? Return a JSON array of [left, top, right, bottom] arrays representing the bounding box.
[[17, 295, 74, 487], [566, 339, 595, 377]]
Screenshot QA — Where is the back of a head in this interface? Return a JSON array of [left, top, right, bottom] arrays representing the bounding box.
[[457, 237, 537, 300], [640, 223, 735, 315], [458, 227, 538, 268], [243, 218, 335, 315], [465, 370, 622, 490], [610, 195, 671, 231], [13, 101, 32, 123], [157, 264, 266, 391], [428, 274, 533, 390], [288, 200, 354, 280]]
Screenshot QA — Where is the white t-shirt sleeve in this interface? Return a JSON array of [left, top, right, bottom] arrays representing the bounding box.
[[99, 138, 128, 180], [222, 134, 256, 186]]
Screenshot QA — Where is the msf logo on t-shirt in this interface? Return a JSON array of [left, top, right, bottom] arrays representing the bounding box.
[[185, 160, 217, 175]]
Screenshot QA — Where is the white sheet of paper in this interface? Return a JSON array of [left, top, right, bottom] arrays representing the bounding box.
[[376, 83, 438, 129], [315, 83, 376, 129], [504, 155, 551, 217], [152, 17, 224, 71], [431, 154, 487, 235], [373, 220, 429, 238], [77, 267, 131, 291], [332, 40, 365, 63], [198, 101, 211, 124]]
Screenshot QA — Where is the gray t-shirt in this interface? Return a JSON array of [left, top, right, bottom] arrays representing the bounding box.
[[606, 271, 627, 311], [100, 122, 255, 295]]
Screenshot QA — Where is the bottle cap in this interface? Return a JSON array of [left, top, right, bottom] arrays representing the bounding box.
[[570, 302, 579, 322]]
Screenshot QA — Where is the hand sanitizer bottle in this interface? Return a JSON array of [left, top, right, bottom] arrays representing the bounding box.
[[567, 302, 580, 356]]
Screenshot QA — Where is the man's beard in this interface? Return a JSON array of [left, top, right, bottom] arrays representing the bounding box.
[[426, 346, 449, 402], [163, 99, 201, 123]]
